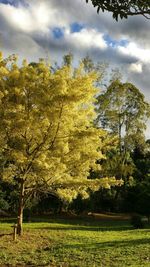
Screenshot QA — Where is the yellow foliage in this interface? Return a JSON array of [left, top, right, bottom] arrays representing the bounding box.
[[0, 53, 121, 202]]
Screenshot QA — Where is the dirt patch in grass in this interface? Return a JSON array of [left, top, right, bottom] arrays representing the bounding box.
[[86, 212, 131, 220]]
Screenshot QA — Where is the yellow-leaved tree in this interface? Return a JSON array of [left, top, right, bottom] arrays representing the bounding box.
[[0, 53, 122, 235]]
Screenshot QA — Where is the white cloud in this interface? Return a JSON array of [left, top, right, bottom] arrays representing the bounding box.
[[0, 0, 86, 33], [64, 28, 107, 49], [129, 62, 143, 73], [118, 42, 150, 64], [0, 2, 54, 33]]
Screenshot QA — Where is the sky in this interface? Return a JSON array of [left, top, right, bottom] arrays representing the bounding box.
[[0, 0, 150, 136]]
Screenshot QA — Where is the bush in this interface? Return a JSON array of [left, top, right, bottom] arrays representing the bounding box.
[[131, 214, 144, 229], [0, 190, 10, 211]]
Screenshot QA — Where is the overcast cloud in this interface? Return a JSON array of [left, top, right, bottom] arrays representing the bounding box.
[[0, 0, 150, 136]]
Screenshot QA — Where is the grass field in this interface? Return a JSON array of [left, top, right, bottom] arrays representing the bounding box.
[[0, 216, 150, 267]]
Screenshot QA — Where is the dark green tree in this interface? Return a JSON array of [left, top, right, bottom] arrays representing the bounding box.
[[96, 80, 150, 208], [96, 80, 150, 164], [86, 0, 150, 20]]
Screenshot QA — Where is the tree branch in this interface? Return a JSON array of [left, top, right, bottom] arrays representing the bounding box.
[[86, 0, 150, 20]]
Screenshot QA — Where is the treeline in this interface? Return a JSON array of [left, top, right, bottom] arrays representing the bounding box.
[[0, 54, 150, 224]]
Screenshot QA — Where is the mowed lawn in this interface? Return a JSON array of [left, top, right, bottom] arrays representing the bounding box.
[[0, 216, 150, 267]]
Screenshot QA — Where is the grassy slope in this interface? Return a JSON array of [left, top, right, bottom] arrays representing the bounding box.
[[0, 217, 150, 267]]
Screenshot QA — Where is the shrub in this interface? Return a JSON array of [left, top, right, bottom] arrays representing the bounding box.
[[131, 214, 144, 229]]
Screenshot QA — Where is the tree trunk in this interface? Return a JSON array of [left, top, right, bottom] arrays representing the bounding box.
[[17, 180, 25, 236], [118, 114, 122, 155]]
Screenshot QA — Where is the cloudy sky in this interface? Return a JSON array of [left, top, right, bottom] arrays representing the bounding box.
[[0, 0, 150, 136]]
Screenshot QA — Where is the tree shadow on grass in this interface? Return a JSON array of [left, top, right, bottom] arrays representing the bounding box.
[[34, 219, 150, 231], [54, 237, 150, 251], [32, 218, 134, 231], [34, 225, 133, 231], [0, 233, 12, 238]]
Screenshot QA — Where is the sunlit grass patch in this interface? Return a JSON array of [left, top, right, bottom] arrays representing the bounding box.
[[0, 217, 150, 266]]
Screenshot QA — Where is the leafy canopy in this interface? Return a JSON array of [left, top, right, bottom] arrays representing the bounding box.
[[86, 0, 150, 20], [96, 79, 150, 181], [96, 79, 150, 147], [0, 53, 121, 203]]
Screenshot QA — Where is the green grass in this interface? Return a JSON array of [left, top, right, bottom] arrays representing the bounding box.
[[0, 217, 150, 267]]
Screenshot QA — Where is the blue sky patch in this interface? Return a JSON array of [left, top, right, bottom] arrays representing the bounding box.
[[0, 0, 17, 4], [52, 27, 64, 39], [0, 0, 27, 7], [104, 34, 128, 48], [70, 22, 84, 33], [0, 0, 14, 3]]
